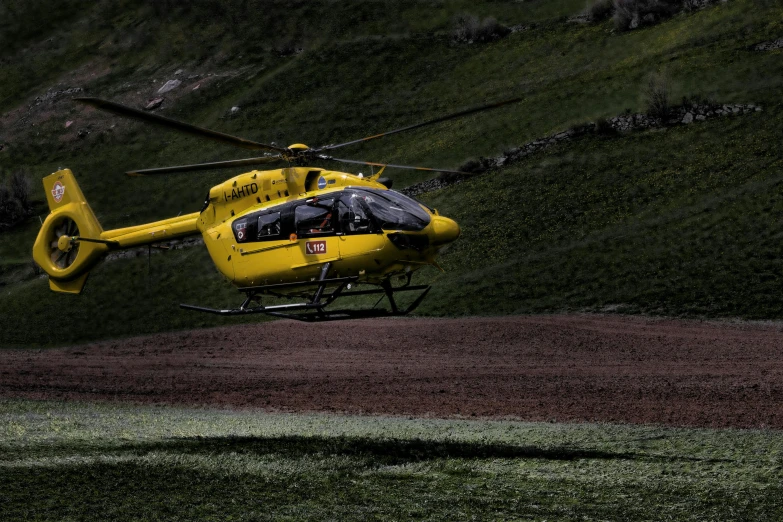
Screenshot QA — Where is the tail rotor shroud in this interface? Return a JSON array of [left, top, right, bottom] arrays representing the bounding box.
[[49, 217, 80, 269]]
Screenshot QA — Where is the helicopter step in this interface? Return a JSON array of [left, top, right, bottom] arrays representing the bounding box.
[[180, 262, 431, 321]]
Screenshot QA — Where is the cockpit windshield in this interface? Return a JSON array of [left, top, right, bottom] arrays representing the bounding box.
[[347, 189, 430, 231]]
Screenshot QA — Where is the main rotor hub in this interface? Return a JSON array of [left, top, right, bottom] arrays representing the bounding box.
[[287, 143, 310, 154]]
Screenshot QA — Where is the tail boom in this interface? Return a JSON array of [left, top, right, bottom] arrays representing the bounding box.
[[100, 212, 200, 249]]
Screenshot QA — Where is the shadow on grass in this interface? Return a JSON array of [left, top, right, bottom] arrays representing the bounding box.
[[72, 434, 728, 465], [189, 435, 734, 463], [0, 435, 743, 520]]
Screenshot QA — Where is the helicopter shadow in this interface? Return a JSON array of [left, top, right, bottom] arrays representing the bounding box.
[[141, 434, 728, 465]]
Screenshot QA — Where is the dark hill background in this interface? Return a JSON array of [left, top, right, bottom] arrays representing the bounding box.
[[1, 0, 782, 347]]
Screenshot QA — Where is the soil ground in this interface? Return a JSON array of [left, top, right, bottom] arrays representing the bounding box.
[[2, 314, 781, 429]]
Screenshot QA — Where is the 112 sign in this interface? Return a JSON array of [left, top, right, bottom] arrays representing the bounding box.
[[305, 240, 327, 255]]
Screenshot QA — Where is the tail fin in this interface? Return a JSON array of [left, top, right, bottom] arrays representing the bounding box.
[[32, 169, 107, 294]]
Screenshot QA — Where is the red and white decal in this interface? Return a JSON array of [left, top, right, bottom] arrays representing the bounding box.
[[305, 240, 327, 255], [235, 221, 247, 241], [51, 181, 65, 203]]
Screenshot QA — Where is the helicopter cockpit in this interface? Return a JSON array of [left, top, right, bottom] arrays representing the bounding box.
[[349, 189, 431, 232], [232, 188, 431, 243]]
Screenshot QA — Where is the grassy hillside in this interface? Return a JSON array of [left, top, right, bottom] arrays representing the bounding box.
[[1, 0, 782, 346], [2, 400, 782, 520]]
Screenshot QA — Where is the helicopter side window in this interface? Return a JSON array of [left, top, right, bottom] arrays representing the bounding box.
[[232, 202, 290, 243], [337, 194, 373, 234], [257, 212, 281, 240], [295, 199, 335, 237]]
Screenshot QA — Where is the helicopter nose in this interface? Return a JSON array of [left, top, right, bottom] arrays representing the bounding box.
[[429, 216, 460, 246]]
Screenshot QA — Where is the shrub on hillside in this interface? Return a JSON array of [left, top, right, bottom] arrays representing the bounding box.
[[0, 170, 32, 229], [613, 0, 687, 31], [611, 0, 634, 29], [587, 0, 614, 21], [451, 14, 510, 44], [9, 169, 30, 209], [458, 158, 484, 173], [643, 71, 670, 120], [587, 0, 705, 30], [594, 117, 617, 135]]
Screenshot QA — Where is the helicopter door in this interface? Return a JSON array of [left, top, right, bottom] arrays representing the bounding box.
[[231, 207, 295, 285], [289, 198, 341, 276]]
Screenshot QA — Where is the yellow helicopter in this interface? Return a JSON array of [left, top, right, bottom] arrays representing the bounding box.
[[32, 97, 520, 321]]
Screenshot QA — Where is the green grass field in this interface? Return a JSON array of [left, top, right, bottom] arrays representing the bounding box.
[[1, 399, 781, 520]]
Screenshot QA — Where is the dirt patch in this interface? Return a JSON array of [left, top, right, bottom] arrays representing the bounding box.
[[1, 314, 781, 429]]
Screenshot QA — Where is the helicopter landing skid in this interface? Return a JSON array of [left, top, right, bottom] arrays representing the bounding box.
[[180, 263, 431, 322]]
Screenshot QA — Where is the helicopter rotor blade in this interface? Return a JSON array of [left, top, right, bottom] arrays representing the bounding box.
[[316, 96, 524, 153], [67, 247, 79, 266], [126, 155, 284, 176], [55, 250, 68, 268], [317, 155, 471, 175], [74, 97, 288, 154]]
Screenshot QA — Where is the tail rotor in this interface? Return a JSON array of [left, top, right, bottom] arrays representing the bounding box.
[[48, 217, 80, 269]]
